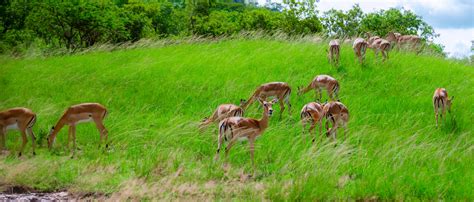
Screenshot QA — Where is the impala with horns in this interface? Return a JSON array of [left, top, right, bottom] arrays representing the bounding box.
[[215, 98, 277, 172], [297, 75, 339, 101], [241, 82, 291, 119], [370, 38, 391, 61], [433, 88, 453, 128], [199, 101, 245, 131], [0, 107, 36, 157], [323, 101, 349, 140], [353, 38, 368, 64], [327, 40, 340, 66], [48, 103, 108, 155], [300, 101, 324, 143], [386, 32, 421, 51]]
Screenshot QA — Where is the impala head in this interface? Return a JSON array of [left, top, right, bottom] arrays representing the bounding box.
[[447, 96, 454, 113], [239, 99, 247, 107], [258, 98, 277, 116]]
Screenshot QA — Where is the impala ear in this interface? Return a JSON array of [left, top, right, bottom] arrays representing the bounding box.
[[271, 98, 279, 103], [257, 97, 264, 104]]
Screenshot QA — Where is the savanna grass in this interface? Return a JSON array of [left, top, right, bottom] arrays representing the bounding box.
[[0, 37, 473, 200]]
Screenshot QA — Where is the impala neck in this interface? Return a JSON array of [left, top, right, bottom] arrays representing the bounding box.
[[258, 108, 270, 131], [50, 119, 66, 144]]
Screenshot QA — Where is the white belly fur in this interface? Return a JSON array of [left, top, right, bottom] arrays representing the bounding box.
[[6, 123, 20, 131], [76, 117, 94, 124]]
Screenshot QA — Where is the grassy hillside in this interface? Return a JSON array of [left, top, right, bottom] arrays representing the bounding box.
[[0, 38, 473, 200]]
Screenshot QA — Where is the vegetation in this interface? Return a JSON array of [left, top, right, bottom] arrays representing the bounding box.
[[1, 1, 442, 55], [0, 38, 473, 200]]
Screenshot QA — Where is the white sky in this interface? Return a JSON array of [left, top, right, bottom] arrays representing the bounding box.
[[262, 0, 474, 58]]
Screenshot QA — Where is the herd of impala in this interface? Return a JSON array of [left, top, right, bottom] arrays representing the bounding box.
[[0, 32, 454, 173]]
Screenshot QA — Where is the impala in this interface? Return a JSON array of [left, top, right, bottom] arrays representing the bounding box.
[[241, 82, 291, 119], [327, 40, 340, 66], [386, 32, 421, 51], [300, 101, 324, 143], [0, 107, 36, 156], [199, 101, 245, 131], [48, 103, 108, 155], [215, 98, 277, 172], [323, 101, 349, 140], [353, 38, 368, 64], [370, 38, 391, 61], [297, 75, 339, 101], [433, 88, 453, 128]]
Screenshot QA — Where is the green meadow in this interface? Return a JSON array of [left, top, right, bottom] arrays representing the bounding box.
[[0, 38, 473, 200]]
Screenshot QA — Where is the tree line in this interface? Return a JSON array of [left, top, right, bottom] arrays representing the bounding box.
[[0, 0, 443, 55]]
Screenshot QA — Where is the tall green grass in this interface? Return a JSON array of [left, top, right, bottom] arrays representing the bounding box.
[[0, 38, 473, 200]]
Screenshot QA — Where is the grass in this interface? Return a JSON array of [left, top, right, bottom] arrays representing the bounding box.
[[0, 38, 473, 200]]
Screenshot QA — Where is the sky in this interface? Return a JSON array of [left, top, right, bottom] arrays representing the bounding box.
[[262, 0, 474, 58]]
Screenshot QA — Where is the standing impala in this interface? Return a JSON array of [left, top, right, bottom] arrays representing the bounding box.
[[327, 40, 340, 66], [199, 101, 245, 131], [241, 82, 291, 119], [323, 101, 349, 140], [215, 98, 277, 172], [353, 38, 368, 64], [48, 103, 108, 155], [433, 88, 453, 128], [300, 101, 324, 143], [297, 75, 339, 101], [370, 38, 391, 61], [0, 107, 36, 156]]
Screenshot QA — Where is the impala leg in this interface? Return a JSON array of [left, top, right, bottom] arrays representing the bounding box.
[[215, 131, 224, 161], [71, 125, 77, 157], [27, 128, 36, 155], [284, 96, 291, 116], [249, 138, 256, 174], [67, 126, 73, 149], [442, 106, 447, 123], [309, 122, 316, 143], [94, 118, 108, 148], [318, 89, 322, 101], [279, 99, 285, 120], [318, 120, 323, 143], [18, 129, 28, 157], [224, 136, 239, 164]]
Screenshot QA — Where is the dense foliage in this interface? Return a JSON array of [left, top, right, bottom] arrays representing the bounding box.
[[0, 1, 439, 55]]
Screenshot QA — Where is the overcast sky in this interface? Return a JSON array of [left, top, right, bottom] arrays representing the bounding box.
[[262, 0, 474, 58]]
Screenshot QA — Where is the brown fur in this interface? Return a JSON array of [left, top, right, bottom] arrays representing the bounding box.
[[328, 40, 340, 66], [386, 32, 421, 51], [433, 88, 453, 128], [371, 38, 391, 61], [353, 38, 368, 64], [199, 103, 244, 131], [323, 101, 349, 140], [215, 99, 277, 172], [48, 103, 108, 155], [298, 75, 339, 101], [0, 107, 36, 156], [300, 102, 324, 143], [241, 82, 291, 119]]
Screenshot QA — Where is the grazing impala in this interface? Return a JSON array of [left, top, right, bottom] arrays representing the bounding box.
[[327, 40, 340, 66], [241, 82, 291, 119], [323, 101, 349, 140], [353, 38, 368, 64], [199, 101, 245, 131], [300, 102, 324, 143], [48, 103, 108, 155], [0, 108, 36, 156], [215, 98, 277, 171], [386, 32, 421, 51], [433, 88, 454, 128], [297, 75, 339, 101], [370, 38, 391, 61]]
